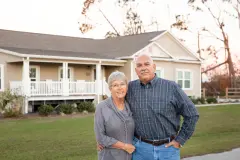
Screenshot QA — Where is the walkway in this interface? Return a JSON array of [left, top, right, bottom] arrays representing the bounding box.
[[182, 148, 240, 160]]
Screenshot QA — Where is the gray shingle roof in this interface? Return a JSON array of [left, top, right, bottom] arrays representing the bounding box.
[[0, 29, 165, 59]]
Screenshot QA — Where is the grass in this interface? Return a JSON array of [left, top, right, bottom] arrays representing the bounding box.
[[0, 105, 240, 160], [181, 104, 240, 158]]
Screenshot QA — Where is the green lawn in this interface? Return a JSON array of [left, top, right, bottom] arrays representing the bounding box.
[[0, 105, 240, 160]]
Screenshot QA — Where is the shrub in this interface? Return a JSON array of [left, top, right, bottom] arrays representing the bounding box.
[[219, 91, 225, 96], [0, 90, 24, 118], [77, 102, 87, 112], [189, 96, 208, 104], [0, 89, 22, 111], [189, 97, 198, 104], [77, 101, 95, 113], [197, 97, 206, 104], [57, 103, 75, 114], [38, 104, 54, 116], [87, 102, 95, 113], [3, 107, 22, 118], [206, 97, 217, 104]]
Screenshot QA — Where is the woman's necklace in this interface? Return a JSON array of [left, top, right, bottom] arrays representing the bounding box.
[[115, 101, 124, 111], [118, 103, 124, 111]]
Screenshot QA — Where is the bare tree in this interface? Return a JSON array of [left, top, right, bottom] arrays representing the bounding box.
[[105, 31, 119, 38], [79, 0, 97, 34], [189, 0, 240, 28], [123, 8, 145, 35], [171, 14, 206, 59], [171, 15, 189, 31], [79, 0, 145, 37], [186, 0, 237, 87]]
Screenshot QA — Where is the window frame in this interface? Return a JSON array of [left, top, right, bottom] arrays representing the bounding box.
[[176, 69, 193, 90], [0, 64, 4, 91], [29, 65, 40, 82], [58, 66, 74, 81], [155, 67, 164, 78], [29, 65, 40, 90]]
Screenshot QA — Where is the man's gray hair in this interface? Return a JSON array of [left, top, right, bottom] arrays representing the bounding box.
[[134, 52, 153, 64], [108, 71, 128, 88]]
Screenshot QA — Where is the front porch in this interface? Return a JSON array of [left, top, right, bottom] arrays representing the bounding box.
[[10, 80, 110, 113], [7, 57, 123, 113]]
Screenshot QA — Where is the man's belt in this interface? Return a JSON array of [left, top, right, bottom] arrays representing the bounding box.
[[134, 134, 176, 146]]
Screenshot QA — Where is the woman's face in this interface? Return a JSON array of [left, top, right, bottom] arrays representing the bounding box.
[[110, 80, 128, 99]]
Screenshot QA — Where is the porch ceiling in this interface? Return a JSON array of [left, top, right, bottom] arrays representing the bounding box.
[[7, 60, 23, 63], [29, 58, 126, 66], [28, 95, 96, 101]]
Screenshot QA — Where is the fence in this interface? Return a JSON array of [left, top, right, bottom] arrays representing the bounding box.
[[201, 88, 240, 99]]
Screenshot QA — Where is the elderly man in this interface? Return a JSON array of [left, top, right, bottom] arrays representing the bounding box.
[[97, 53, 199, 160], [127, 53, 199, 160]]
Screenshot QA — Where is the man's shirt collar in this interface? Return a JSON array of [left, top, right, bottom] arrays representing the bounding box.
[[139, 74, 158, 87]]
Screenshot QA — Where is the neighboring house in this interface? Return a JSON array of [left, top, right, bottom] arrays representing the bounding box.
[[0, 29, 202, 114]]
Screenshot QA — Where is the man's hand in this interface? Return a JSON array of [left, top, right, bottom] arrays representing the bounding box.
[[165, 140, 181, 149], [97, 142, 104, 151]]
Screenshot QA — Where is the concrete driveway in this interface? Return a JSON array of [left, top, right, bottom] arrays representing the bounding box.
[[182, 148, 240, 160]]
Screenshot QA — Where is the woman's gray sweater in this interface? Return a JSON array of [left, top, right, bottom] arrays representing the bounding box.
[[94, 97, 135, 160]]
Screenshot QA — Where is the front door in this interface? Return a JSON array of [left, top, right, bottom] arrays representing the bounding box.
[[29, 66, 40, 90]]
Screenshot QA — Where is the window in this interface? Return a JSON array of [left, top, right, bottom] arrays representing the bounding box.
[[155, 67, 164, 78], [60, 68, 71, 79], [176, 70, 192, 89], [59, 67, 73, 80], [0, 65, 4, 91], [93, 69, 96, 81]]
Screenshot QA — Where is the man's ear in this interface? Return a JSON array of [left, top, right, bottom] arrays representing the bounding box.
[[153, 63, 156, 71]]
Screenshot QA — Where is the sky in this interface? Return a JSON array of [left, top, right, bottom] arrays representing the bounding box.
[[0, 0, 239, 60]]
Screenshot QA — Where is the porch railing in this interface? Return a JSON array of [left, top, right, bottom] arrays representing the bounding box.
[[30, 81, 63, 96], [10, 81, 97, 96], [103, 80, 111, 97], [69, 81, 96, 95]]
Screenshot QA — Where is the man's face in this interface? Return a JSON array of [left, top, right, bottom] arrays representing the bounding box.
[[135, 55, 156, 84]]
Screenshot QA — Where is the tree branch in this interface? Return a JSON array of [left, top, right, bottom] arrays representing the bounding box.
[[204, 3, 222, 27], [202, 61, 227, 74], [205, 30, 224, 41], [98, 7, 121, 36]]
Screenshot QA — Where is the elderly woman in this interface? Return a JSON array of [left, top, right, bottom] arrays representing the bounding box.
[[94, 71, 135, 160]]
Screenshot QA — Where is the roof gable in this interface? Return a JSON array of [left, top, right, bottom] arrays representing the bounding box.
[[152, 31, 201, 61], [130, 42, 173, 59], [149, 43, 172, 58]]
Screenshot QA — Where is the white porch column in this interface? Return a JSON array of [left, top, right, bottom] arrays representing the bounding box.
[[22, 58, 30, 114], [62, 62, 69, 96], [96, 63, 102, 104]]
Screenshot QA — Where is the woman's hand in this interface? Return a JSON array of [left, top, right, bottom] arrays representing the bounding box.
[[97, 141, 135, 154], [122, 143, 136, 154], [97, 142, 104, 151]]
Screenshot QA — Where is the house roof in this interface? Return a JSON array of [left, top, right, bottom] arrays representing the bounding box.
[[0, 29, 165, 59]]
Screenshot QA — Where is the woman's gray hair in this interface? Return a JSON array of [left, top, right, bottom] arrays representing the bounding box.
[[108, 71, 128, 88]]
